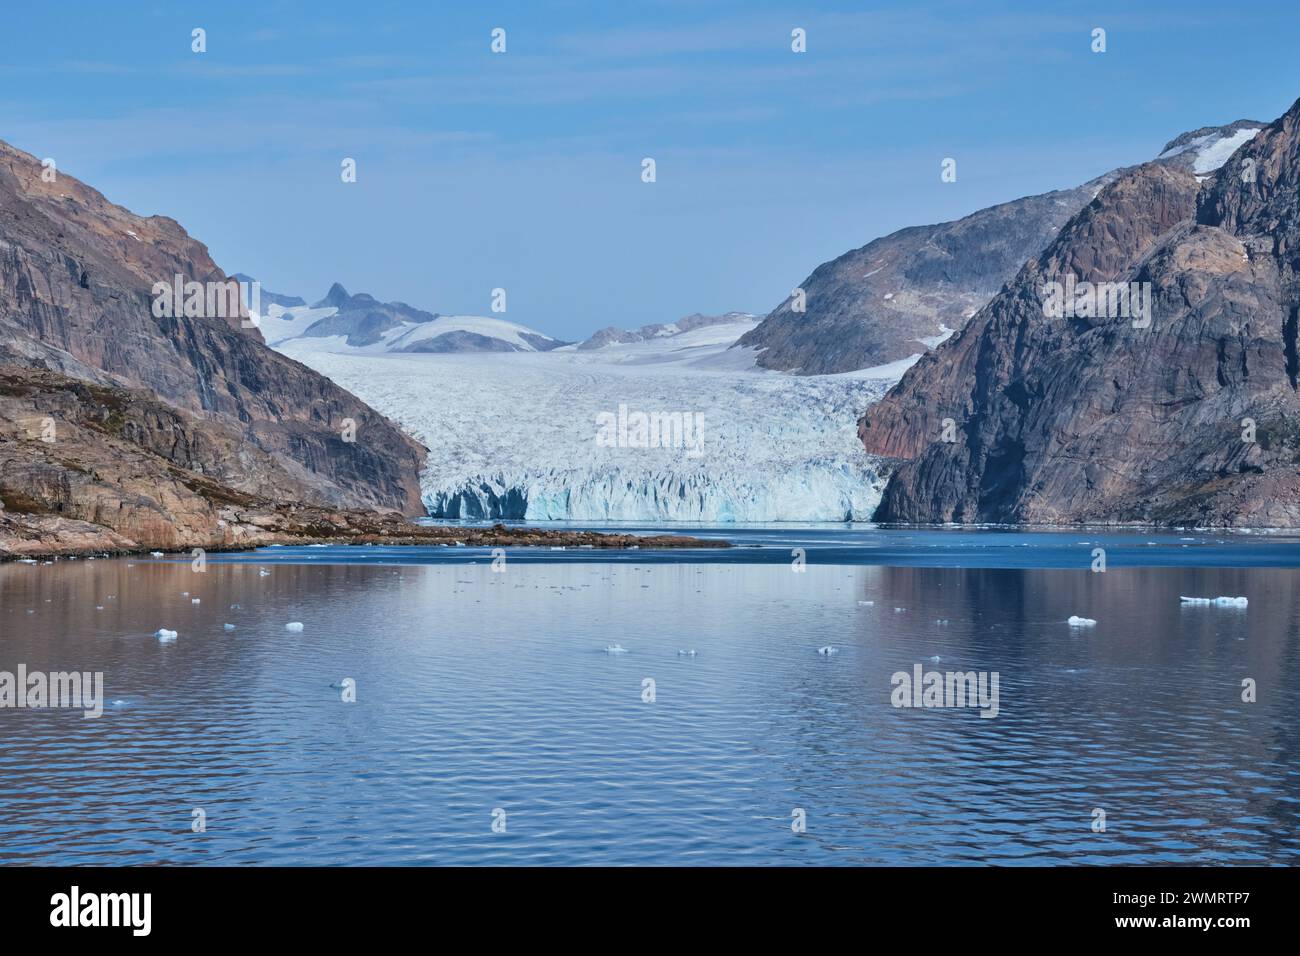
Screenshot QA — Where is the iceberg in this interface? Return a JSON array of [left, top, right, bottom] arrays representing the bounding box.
[[1180, 596, 1248, 607]]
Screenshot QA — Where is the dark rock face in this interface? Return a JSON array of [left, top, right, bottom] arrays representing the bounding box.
[[0, 138, 426, 514], [738, 122, 1266, 375], [860, 99, 1300, 527]]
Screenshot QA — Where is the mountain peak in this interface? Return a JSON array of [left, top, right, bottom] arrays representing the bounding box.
[[316, 282, 352, 309]]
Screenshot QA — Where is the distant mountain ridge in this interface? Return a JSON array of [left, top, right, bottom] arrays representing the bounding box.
[[738, 121, 1267, 375], [260, 281, 569, 354], [578, 312, 756, 351]]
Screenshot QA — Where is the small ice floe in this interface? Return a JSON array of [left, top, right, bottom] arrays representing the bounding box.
[[677, 649, 697, 656], [191, 598, 201, 605], [223, 623, 235, 631], [1067, 616, 1097, 627], [285, 622, 304, 632], [150, 551, 164, 558], [818, 645, 839, 655], [155, 629, 178, 642], [604, 644, 629, 654], [1180, 595, 1248, 607]]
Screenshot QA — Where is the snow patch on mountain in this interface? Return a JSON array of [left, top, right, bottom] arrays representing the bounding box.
[[259, 305, 339, 346], [1157, 125, 1262, 174], [280, 312, 564, 355]]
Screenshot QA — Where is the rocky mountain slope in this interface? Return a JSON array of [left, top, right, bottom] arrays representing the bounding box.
[[0, 137, 429, 552], [858, 101, 1300, 527], [738, 123, 1265, 375]]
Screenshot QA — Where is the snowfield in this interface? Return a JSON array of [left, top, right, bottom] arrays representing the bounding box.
[[280, 320, 898, 522], [258, 304, 562, 353]]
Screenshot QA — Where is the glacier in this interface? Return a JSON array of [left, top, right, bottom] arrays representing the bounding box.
[[279, 320, 899, 522]]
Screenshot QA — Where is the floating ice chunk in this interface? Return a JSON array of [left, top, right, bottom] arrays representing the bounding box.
[[155, 629, 178, 641], [285, 622, 304, 632], [1180, 596, 1248, 607], [677, 649, 697, 656], [818, 645, 839, 655], [223, 623, 235, 631], [191, 598, 201, 604], [1067, 616, 1097, 627], [604, 644, 628, 654]]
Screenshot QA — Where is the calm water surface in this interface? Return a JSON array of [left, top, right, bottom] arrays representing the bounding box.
[[1, 528, 1298, 865]]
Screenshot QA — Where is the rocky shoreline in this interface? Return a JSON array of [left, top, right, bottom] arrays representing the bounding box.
[[0, 510, 725, 562]]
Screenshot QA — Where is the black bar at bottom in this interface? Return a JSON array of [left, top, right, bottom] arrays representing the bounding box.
[[0, 865, 1288, 941]]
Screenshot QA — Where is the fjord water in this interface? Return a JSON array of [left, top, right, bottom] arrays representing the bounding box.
[[2, 529, 1298, 865]]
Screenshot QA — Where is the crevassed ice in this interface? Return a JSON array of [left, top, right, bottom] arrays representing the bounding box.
[[280, 335, 896, 522]]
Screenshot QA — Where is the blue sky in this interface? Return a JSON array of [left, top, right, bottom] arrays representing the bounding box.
[[3, 0, 1299, 340]]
